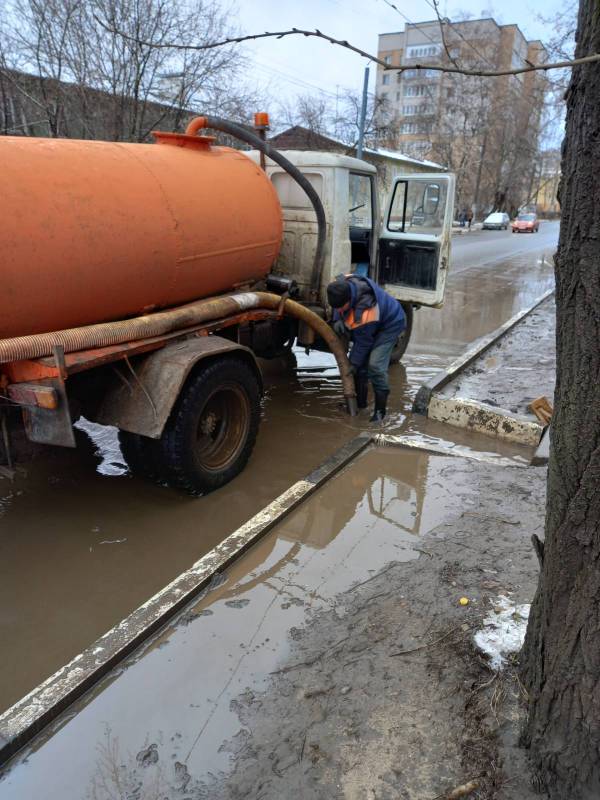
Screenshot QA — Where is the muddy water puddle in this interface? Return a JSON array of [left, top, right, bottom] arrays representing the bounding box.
[[0, 445, 506, 798], [0, 235, 555, 712]]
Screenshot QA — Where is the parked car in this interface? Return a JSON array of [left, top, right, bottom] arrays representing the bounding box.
[[512, 213, 540, 233], [482, 212, 510, 230]]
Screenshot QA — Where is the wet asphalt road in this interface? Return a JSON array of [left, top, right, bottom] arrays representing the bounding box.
[[451, 224, 556, 273], [0, 221, 559, 711]]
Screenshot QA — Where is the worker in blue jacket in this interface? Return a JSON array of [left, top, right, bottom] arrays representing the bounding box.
[[327, 274, 406, 422]]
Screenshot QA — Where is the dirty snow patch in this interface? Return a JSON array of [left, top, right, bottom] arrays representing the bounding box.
[[74, 418, 128, 477], [474, 594, 530, 670]]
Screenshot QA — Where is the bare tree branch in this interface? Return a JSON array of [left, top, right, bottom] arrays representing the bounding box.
[[431, 0, 461, 70], [93, 20, 600, 77]]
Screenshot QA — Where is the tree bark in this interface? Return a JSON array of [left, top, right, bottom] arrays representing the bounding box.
[[521, 1, 600, 797]]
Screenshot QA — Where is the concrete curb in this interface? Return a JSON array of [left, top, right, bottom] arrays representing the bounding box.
[[427, 395, 544, 446], [531, 425, 551, 465], [413, 288, 555, 417], [374, 434, 528, 468], [0, 433, 371, 767]]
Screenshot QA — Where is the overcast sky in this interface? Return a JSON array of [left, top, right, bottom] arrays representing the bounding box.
[[235, 0, 568, 104]]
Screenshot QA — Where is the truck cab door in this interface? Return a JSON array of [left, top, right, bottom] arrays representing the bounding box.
[[377, 174, 455, 307]]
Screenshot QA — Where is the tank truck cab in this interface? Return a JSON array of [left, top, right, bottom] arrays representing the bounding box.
[[249, 151, 455, 357]]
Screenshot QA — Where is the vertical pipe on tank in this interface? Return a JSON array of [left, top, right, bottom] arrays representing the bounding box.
[[253, 112, 270, 172]]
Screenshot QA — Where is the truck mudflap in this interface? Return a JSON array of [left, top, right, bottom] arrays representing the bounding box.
[[90, 336, 263, 439]]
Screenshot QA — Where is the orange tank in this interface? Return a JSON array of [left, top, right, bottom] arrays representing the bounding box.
[[0, 131, 283, 339]]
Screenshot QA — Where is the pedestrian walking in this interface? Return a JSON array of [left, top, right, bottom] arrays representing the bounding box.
[[466, 208, 474, 229], [327, 275, 406, 422]]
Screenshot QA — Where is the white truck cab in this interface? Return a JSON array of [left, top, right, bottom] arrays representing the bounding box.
[[248, 150, 455, 310]]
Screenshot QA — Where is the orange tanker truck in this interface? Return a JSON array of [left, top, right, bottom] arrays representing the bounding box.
[[0, 114, 455, 494]]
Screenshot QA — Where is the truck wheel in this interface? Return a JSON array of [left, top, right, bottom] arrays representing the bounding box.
[[118, 430, 162, 482], [390, 303, 414, 364], [158, 357, 261, 495]]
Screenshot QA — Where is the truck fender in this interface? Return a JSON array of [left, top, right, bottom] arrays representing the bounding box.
[[90, 336, 263, 439]]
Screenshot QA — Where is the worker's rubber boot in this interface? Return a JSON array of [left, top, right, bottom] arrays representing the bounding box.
[[370, 390, 389, 423], [354, 374, 369, 409]]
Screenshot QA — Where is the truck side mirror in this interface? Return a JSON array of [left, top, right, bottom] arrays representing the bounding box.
[[423, 184, 440, 216]]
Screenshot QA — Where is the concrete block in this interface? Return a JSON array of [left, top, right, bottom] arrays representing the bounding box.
[[428, 395, 544, 446]]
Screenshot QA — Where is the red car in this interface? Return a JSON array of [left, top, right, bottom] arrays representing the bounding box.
[[512, 213, 540, 233]]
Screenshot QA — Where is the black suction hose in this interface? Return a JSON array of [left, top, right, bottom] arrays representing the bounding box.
[[186, 116, 326, 302]]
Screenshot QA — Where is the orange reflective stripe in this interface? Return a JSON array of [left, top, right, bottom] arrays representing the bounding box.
[[345, 305, 380, 330]]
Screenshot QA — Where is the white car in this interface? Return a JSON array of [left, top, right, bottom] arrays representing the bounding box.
[[483, 212, 510, 230]]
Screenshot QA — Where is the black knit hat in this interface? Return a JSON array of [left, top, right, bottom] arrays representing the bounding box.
[[327, 279, 351, 309]]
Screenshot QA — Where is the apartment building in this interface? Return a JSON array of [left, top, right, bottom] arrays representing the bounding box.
[[376, 19, 548, 216]]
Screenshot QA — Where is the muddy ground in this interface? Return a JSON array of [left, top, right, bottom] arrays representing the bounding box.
[[201, 457, 546, 800], [441, 296, 555, 416]]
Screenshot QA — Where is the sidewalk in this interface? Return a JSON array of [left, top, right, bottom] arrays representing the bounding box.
[[421, 295, 555, 449], [440, 296, 555, 416], [452, 222, 483, 236]]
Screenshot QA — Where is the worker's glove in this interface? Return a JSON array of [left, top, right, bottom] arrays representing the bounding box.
[[332, 319, 347, 338]]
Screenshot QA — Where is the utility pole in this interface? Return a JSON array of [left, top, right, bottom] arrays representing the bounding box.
[[356, 65, 370, 160], [472, 129, 488, 219]]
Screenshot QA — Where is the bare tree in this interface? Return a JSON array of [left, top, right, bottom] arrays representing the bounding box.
[[520, 0, 600, 795], [0, 0, 260, 141], [276, 91, 333, 137], [334, 89, 395, 151]]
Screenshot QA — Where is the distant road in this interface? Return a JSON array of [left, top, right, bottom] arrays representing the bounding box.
[[451, 220, 560, 274]]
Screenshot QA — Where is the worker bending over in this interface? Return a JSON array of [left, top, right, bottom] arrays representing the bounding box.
[[327, 275, 406, 422]]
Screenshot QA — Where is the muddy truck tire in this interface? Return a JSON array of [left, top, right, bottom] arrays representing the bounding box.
[[118, 430, 163, 483], [153, 357, 261, 495], [390, 303, 414, 365]]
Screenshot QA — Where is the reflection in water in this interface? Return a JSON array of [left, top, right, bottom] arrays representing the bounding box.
[[0, 448, 485, 800]]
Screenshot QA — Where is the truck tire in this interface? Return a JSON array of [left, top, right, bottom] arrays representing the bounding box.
[[118, 430, 162, 482], [390, 303, 414, 364], [157, 357, 261, 495]]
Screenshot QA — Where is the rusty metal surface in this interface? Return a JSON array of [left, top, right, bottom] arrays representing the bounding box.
[[6, 384, 58, 409], [92, 336, 262, 438], [22, 377, 75, 448], [4, 361, 60, 383], [29, 311, 277, 377]]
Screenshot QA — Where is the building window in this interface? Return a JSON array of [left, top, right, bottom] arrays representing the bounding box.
[[384, 55, 392, 65], [396, 91, 401, 100], [406, 44, 441, 59], [402, 103, 435, 116], [382, 74, 390, 85], [404, 85, 427, 97], [402, 68, 439, 79]]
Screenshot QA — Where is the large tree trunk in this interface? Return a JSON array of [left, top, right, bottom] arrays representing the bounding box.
[[520, 1, 600, 797]]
